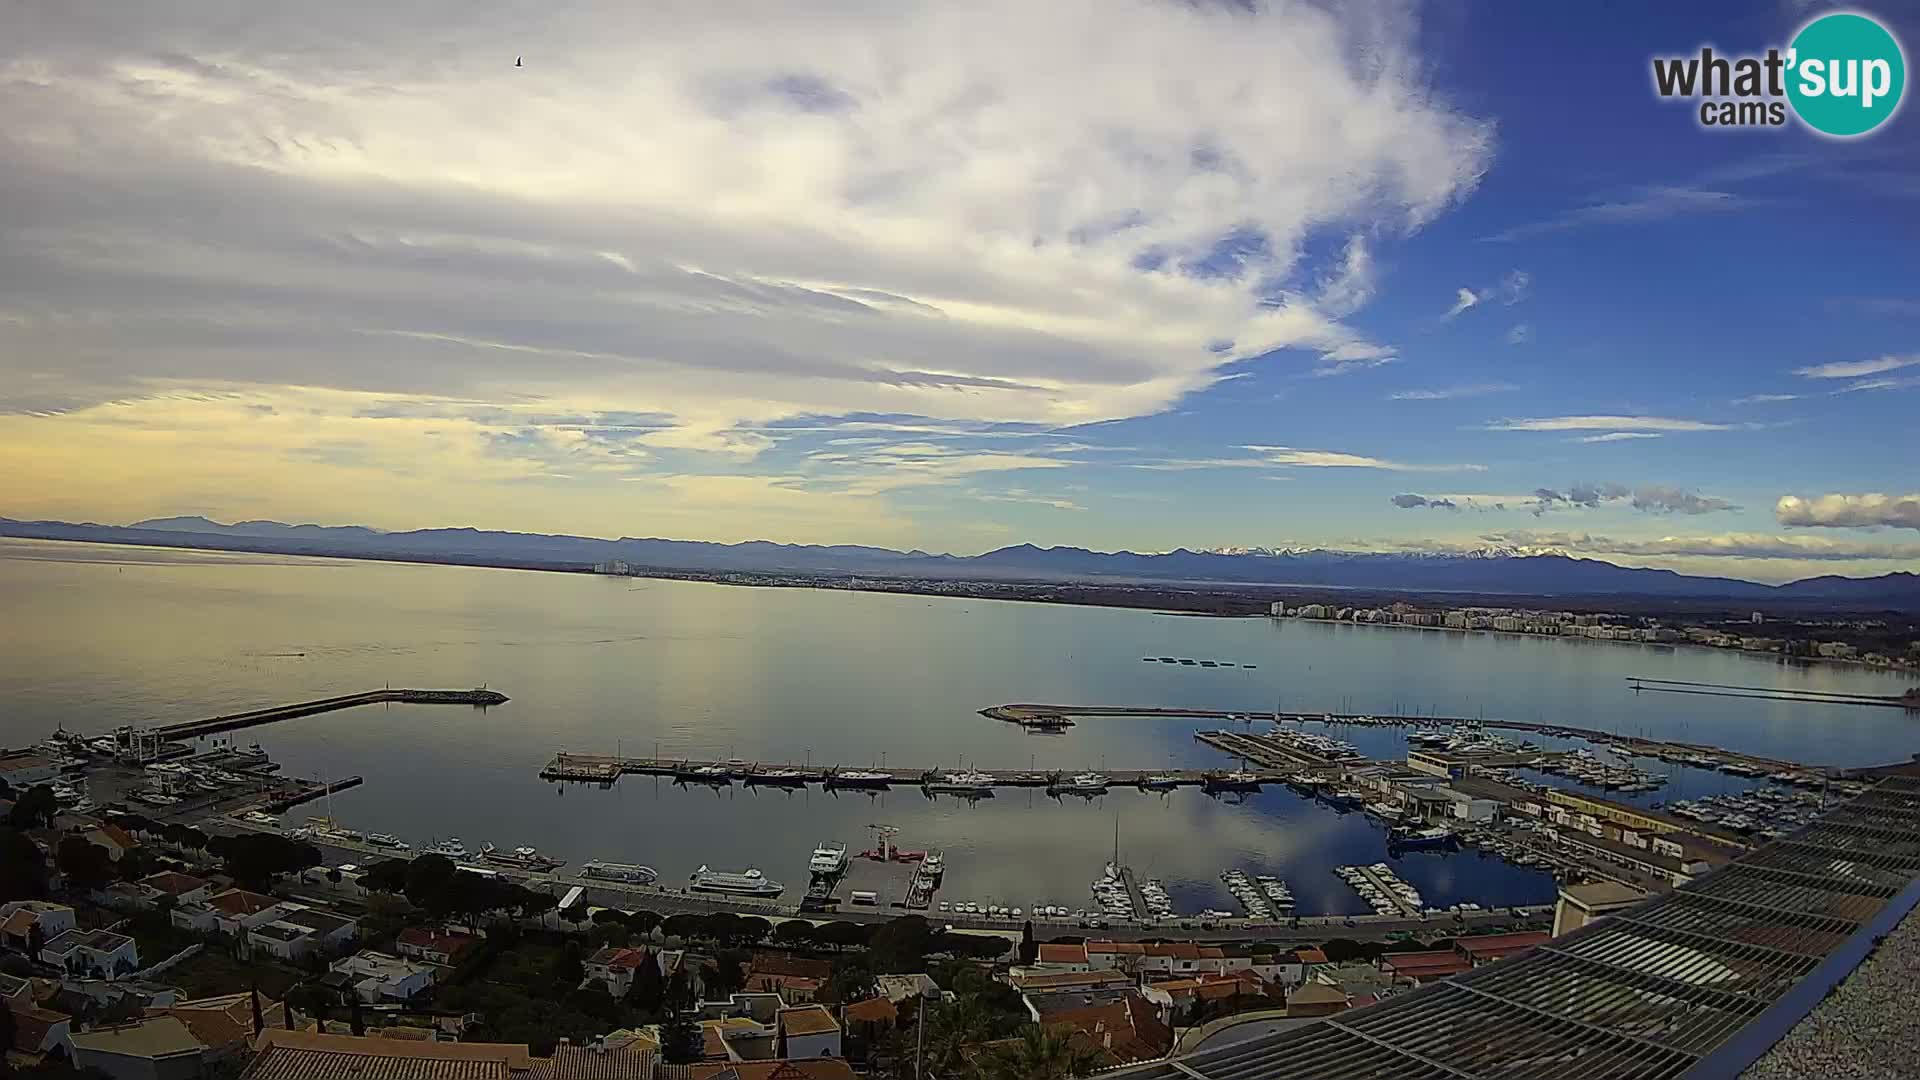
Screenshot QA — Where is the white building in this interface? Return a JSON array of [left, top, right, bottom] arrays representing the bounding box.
[[1, 901, 77, 951], [0, 750, 64, 789], [776, 1005, 843, 1059], [328, 950, 436, 1003], [41, 928, 140, 979]]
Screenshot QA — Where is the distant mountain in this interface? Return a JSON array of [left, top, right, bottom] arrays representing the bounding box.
[[5, 513, 1919, 608]]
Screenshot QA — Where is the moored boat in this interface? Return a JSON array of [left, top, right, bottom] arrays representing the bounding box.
[[690, 865, 784, 897], [481, 843, 565, 871], [581, 860, 658, 884]]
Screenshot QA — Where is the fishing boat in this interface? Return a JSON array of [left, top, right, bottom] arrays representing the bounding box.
[[1050, 772, 1110, 795], [1137, 773, 1181, 792], [1389, 825, 1458, 850], [580, 860, 658, 884], [1204, 771, 1262, 793], [689, 866, 784, 897], [481, 843, 565, 872], [1320, 787, 1363, 810]]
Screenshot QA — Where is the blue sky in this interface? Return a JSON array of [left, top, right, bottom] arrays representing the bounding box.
[[1, 0, 1916, 581]]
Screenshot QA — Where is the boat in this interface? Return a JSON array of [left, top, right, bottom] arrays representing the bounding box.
[[1050, 772, 1110, 795], [423, 838, 469, 859], [1204, 771, 1262, 793], [674, 764, 732, 785], [581, 860, 658, 884], [825, 769, 894, 789], [365, 833, 405, 849], [481, 843, 565, 872], [921, 851, 944, 877], [1389, 826, 1458, 850], [1137, 773, 1181, 791], [747, 768, 809, 787], [690, 866, 784, 897], [924, 770, 996, 793], [809, 842, 849, 876], [1320, 788, 1363, 810]]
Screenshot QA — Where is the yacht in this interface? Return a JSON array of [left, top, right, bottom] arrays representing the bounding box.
[[924, 770, 996, 794], [1389, 826, 1458, 850], [747, 768, 808, 787], [1138, 773, 1181, 792], [365, 833, 406, 849], [809, 842, 850, 876], [689, 866, 784, 897], [1050, 773, 1109, 795], [481, 843, 565, 871], [675, 764, 732, 784], [581, 860, 658, 884], [423, 838, 469, 859], [921, 851, 945, 877], [825, 769, 894, 789], [1204, 771, 1262, 792]]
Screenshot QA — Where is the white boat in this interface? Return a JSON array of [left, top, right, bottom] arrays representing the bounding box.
[[365, 833, 404, 848], [423, 838, 469, 859], [581, 860, 658, 884], [690, 866, 784, 897], [810, 842, 849, 876], [826, 769, 894, 789], [924, 770, 996, 793], [481, 843, 565, 871]]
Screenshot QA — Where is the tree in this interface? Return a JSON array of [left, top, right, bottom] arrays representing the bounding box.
[[658, 1006, 703, 1065], [774, 919, 815, 949], [625, 953, 665, 1014], [8, 785, 59, 830], [0, 827, 50, 900], [403, 855, 458, 907], [56, 837, 116, 892], [664, 968, 694, 1012], [828, 954, 877, 1005], [358, 859, 411, 895], [624, 910, 662, 938], [250, 988, 265, 1036], [981, 1025, 1102, 1079], [659, 912, 706, 943], [557, 941, 585, 986], [1019, 920, 1037, 966], [209, 833, 322, 890], [816, 920, 871, 953]]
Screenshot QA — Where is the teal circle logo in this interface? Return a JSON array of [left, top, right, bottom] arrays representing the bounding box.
[[1787, 12, 1906, 137]]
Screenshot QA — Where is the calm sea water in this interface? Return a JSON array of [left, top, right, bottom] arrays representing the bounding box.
[[3, 537, 1915, 916]]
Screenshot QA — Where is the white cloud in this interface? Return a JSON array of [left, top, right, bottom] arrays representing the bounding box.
[[1731, 393, 1800, 405], [1777, 493, 1920, 530], [1241, 446, 1485, 472], [0, 0, 1496, 475], [1485, 415, 1735, 432], [1793, 354, 1920, 379], [1573, 431, 1662, 443], [1441, 270, 1529, 320], [1505, 322, 1533, 345], [1482, 528, 1920, 562], [1388, 382, 1517, 401], [1482, 186, 1756, 242]]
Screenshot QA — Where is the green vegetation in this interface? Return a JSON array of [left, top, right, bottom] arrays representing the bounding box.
[[167, 946, 307, 1000]]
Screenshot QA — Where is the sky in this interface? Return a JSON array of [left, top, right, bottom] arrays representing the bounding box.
[[2, 1, 1918, 583]]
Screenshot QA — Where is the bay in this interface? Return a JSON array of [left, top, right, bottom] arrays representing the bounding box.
[[3, 536, 1914, 917]]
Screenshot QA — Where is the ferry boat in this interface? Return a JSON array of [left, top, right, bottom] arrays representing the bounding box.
[[481, 843, 565, 872], [689, 866, 784, 897], [423, 838, 469, 859], [746, 767, 809, 787], [825, 769, 894, 789], [923, 770, 996, 794], [581, 860, 658, 884], [809, 842, 849, 876]]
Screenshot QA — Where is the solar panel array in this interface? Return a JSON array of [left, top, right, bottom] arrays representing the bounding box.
[[1116, 776, 1920, 1080]]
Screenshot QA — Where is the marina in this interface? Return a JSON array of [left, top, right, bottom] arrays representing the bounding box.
[[1336, 863, 1425, 918]]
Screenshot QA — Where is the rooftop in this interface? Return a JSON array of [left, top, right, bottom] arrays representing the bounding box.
[[140, 870, 210, 896], [242, 1029, 534, 1079], [1110, 775, 1920, 1080], [776, 1005, 840, 1037], [1037, 943, 1089, 965], [207, 889, 281, 917], [69, 1016, 203, 1060], [43, 927, 134, 954], [1561, 879, 1650, 908]]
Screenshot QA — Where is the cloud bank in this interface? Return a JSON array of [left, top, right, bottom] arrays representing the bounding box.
[[1777, 493, 1920, 531]]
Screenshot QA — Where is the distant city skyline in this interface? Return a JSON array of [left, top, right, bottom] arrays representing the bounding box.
[[3, 2, 1918, 583]]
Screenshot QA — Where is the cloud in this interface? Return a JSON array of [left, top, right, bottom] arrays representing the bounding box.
[[1388, 383, 1517, 401], [1777, 493, 1920, 531], [1523, 482, 1734, 517], [1793, 354, 1920, 379], [1484, 415, 1736, 432], [1505, 323, 1533, 345], [1730, 393, 1800, 405], [1481, 528, 1920, 562], [0, 0, 1496, 531], [1441, 270, 1530, 319], [1242, 446, 1486, 472], [1829, 297, 1920, 317], [1574, 432, 1662, 443], [1833, 375, 1920, 394], [1482, 186, 1757, 242], [1389, 493, 1458, 510]]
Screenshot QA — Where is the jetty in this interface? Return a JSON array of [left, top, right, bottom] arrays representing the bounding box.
[[540, 752, 1292, 791], [134, 688, 508, 741]]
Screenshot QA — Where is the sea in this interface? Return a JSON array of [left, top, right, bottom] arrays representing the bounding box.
[[3, 536, 1915, 917]]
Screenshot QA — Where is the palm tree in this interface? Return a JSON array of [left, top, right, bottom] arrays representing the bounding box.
[[979, 1026, 1102, 1080]]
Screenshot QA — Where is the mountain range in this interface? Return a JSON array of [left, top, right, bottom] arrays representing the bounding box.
[[2, 513, 1917, 608]]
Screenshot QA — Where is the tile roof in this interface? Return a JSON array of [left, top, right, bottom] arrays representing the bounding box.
[[207, 889, 280, 917], [1453, 930, 1551, 958], [841, 996, 897, 1025], [776, 1005, 840, 1037], [532, 1045, 657, 1079], [140, 871, 210, 896], [1037, 943, 1089, 965], [8, 1002, 70, 1054], [1285, 981, 1349, 1006], [398, 927, 478, 954], [1292, 946, 1328, 964], [87, 823, 138, 850], [747, 952, 832, 981], [1010, 968, 1130, 991], [162, 993, 285, 1049], [242, 1030, 534, 1079], [660, 1059, 859, 1080], [1042, 993, 1171, 1066]]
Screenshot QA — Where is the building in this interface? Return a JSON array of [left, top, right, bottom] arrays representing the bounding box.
[[539, 1042, 658, 1078], [67, 1016, 205, 1080], [1553, 880, 1646, 938], [240, 1029, 537, 1079], [139, 872, 213, 907], [1, 901, 77, 951], [1037, 993, 1172, 1067], [1008, 969, 1133, 997], [6, 998, 76, 1064], [658, 1061, 857, 1080], [1453, 931, 1551, 967], [745, 952, 831, 1003], [776, 1005, 842, 1059], [584, 946, 660, 998], [84, 824, 142, 862], [41, 927, 140, 978], [871, 973, 940, 1006], [395, 926, 480, 965], [176, 889, 284, 937], [1034, 942, 1091, 970], [274, 906, 358, 954], [1378, 950, 1471, 985], [327, 951, 436, 1003], [163, 993, 286, 1061], [0, 750, 63, 788], [1551, 827, 1713, 886], [1284, 980, 1349, 1018]]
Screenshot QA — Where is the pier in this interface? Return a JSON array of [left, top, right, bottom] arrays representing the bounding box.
[[138, 688, 509, 741], [1347, 864, 1420, 917], [987, 703, 1823, 773], [539, 752, 1291, 791]]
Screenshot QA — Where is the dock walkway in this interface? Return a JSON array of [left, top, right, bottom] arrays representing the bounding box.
[[1350, 864, 1421, 917], [132, 688, 509, 741], [540, 753, 1292, 791]]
